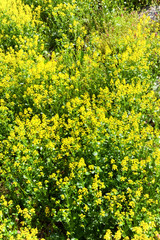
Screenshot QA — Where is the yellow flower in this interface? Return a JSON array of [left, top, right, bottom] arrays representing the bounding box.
[[114, 230, 122, 240], [104, 229, 112, 240], [95, 198, 102, 205], [112, 164, 118, 170], [45, 207, 50, 216], [61, 194, 65, 200]]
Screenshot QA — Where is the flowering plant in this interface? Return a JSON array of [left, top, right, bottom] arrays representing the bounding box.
[[0, 0, 160, 239]]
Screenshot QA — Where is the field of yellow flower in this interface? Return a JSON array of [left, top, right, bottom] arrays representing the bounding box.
[[0, 0, 160, 239]]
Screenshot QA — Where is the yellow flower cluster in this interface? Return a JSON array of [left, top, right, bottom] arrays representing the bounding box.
[[0, 0, 160, 239]]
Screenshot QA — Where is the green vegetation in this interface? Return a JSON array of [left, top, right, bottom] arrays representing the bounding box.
[[0, 0, 160, 239]]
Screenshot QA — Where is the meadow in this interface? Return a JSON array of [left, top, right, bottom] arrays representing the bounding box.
[[0, 0, 160, 239]]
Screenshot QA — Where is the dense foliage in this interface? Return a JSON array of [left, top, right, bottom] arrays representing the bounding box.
[[0, 0, 160, 239]]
